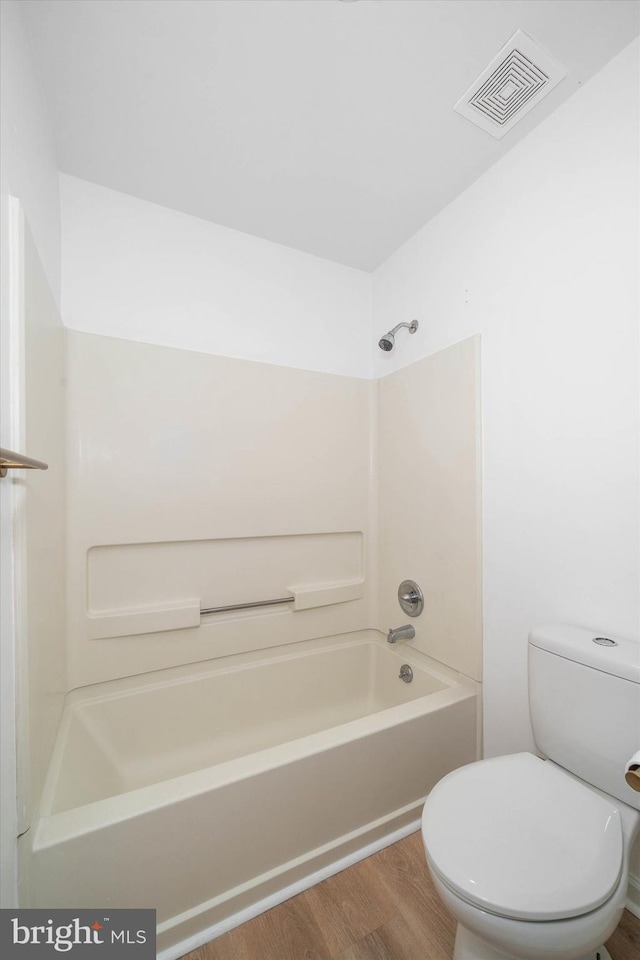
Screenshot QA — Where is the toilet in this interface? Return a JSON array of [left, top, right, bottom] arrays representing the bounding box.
[[421, 624, 640, 960]]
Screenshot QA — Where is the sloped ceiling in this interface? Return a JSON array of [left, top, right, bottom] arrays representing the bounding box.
[[25, 0, 640, 270]]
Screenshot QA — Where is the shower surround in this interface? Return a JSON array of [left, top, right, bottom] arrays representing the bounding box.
[[21, 291, 482, 955]]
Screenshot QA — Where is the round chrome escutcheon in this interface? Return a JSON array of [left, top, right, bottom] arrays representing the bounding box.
[[592, 636, 618, 647], [398, 580, 424, 617]]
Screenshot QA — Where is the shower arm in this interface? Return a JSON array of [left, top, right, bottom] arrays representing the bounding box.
[[388, 321, 417, 337]]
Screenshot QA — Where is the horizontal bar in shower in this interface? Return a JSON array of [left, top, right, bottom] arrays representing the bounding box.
[[200, 596, 295, 616]]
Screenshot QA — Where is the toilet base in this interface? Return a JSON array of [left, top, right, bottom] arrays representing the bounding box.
[[453, 924, 516, 959], [452, 924, 612, 960]]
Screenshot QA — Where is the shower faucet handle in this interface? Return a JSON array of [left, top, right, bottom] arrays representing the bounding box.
[[398, 580, 424, 617]]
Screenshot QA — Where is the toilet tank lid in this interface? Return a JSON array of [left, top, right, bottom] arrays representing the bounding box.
[[529, 624, 640, 684]]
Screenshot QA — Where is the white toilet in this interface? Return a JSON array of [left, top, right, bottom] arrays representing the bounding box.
[[421, 624, 640, 960]]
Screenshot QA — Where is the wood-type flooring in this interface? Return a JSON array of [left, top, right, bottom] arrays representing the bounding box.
[[184, 832, 640, 960]]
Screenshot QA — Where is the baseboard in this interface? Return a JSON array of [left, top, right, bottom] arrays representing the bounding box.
[[156, 808, 422, 960], [627, 872, 640, 920]]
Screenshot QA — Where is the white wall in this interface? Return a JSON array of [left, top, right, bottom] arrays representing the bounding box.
[[0, 1, 61, 307], [373, 40, 640, 761], [61, 175, 373, 379], [0, 0, 61, 908]]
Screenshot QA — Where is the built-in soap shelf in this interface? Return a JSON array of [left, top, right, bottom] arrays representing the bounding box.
[[287, 579, 364, 611], [87, 578, 364, 640], [87, 600, 201, 641]]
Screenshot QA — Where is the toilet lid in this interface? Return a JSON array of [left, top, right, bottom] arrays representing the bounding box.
[[422, 753, 623, 922]]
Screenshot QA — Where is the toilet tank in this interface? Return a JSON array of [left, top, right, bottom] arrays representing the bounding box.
[[528, 624, 640, 810]]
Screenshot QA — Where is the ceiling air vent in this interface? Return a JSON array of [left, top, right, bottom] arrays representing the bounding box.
[[454, 30, 567, 139]]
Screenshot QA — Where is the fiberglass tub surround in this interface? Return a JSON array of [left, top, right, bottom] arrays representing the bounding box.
[[22, 329, 482, 958], [29, 632, 478, 954]]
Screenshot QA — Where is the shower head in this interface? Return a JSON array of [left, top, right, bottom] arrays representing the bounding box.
[[378, 320, 419, 352]]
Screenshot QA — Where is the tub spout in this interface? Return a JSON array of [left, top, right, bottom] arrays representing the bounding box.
[[387, 624, 415, 644]]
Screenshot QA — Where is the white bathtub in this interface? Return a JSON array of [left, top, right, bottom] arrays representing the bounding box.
[[26, 631, 478, 958]]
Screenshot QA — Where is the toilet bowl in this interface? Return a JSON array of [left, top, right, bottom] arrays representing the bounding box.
[[421, 753, 638, 960], [420, 625, 640, 960]]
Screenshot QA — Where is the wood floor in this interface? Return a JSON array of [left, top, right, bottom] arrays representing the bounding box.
[[184, 832, 640, 960]]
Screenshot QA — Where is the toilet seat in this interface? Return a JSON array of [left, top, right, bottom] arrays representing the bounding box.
[[422, 752, 623, 923]]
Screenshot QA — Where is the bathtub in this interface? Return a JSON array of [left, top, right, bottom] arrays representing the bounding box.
[[26, 631, 478, 958]]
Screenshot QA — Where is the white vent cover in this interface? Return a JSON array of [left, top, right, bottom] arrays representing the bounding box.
[[454, 30, 567, 139]]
